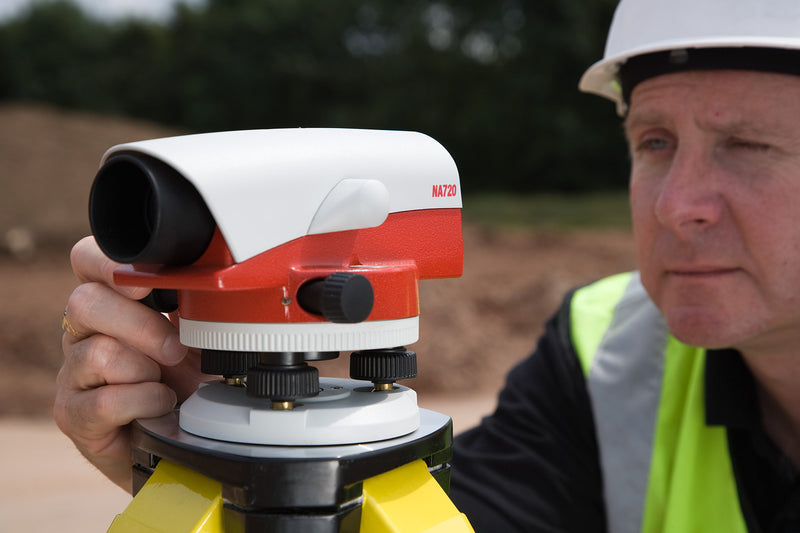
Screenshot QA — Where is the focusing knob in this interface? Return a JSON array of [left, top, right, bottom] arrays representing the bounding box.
[[246, 363, 320, 402], [350, 347, 417, 384], [138, 289, 178, 313], [297, 272, 374, 323]]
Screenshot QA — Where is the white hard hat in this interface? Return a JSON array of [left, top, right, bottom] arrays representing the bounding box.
[[580, 0, 800, 113]]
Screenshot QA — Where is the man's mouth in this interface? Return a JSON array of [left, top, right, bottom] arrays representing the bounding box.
[[666, 266, 739, 278]]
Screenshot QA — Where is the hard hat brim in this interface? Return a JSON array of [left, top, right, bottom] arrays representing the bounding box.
[[580, 37, 800, 114]]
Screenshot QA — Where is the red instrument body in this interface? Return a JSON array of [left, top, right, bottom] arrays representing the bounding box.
[[114, 209, 463, 325]]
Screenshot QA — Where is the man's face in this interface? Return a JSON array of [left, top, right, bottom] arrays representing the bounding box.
[[626, 69, 800, 354]]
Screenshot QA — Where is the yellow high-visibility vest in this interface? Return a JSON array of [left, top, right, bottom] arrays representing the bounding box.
[[570, 272, 748, 533]]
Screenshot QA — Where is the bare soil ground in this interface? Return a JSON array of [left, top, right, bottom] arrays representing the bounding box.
[[0, 103, 637, 418]]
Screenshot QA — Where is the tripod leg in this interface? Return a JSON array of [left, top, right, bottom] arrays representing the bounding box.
[[361, 460, 474, 533], [107, 460, 224, 533], [105, 454, 472, 532]]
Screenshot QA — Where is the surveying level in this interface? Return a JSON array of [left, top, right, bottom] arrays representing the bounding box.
[[88, 129, 474, 532]]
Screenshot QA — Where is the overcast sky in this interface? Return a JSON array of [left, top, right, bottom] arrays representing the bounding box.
[[0, 0, 207, 21]]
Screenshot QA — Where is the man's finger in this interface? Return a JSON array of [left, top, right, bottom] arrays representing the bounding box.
[[70, 236, 151, 301], [66, 382, 177, 441], [65, 282, 187, 366], [59, 334, 163, 391]]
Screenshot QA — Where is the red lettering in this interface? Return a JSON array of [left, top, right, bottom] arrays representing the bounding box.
[[432, 184, 457, 198]]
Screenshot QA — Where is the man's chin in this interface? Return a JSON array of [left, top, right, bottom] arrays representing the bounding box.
[[663, 309, 743, 350]]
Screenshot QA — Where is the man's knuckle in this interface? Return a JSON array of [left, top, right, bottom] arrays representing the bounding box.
[[83, 336, 117, 371], [91, 387, 119, 427], [52, 393, 70, 434], [55, 362, 69, 388], [67, 283, 101, 324]]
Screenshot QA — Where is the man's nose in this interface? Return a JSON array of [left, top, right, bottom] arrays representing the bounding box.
[[653, 146, 723, 233]]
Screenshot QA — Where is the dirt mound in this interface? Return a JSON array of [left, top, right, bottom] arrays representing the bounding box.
[[0, 103, 636, 417], [0, 103, 182, 257]]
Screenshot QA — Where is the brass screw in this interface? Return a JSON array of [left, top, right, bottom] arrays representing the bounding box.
[[272, 400, 294, 410], [224, 377, 246, 387], [373, 382, 394, 392]]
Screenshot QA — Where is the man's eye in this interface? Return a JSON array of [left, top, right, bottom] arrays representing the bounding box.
[[728, 138, 770, 152], [637, 138, 670, 152]]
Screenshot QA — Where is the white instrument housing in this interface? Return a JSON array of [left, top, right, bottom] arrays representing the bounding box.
[[102, 128, 462, 263]]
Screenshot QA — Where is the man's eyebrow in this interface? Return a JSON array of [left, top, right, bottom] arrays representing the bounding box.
[[622, 110, 666, 136], [622, 111, 665, 141], [624, 112, 783, 139], [708, 119, 773, 137]]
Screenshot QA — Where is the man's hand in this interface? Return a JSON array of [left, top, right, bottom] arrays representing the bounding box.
[[53, 236, 205, 491]]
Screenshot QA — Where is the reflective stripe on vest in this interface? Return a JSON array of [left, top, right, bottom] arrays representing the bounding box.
[[569, 272, 747, 533]]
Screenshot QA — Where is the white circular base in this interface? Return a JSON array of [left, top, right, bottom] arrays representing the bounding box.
[[179, 316, 419, 352], [179, 377, 420, 445]]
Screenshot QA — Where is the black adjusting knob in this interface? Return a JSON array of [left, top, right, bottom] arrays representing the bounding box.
[[201, 349, 262, 377], [138, 289, 178, 313], [297, 272, 374, 323], [246, 363, 319, 402], [350, 347, 417, 384]]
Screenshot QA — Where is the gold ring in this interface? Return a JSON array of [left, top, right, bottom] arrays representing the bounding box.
[[62, 309, 88, 341]]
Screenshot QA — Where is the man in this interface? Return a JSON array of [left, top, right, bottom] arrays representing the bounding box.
[[449, 0, 800, 531], [55, 0, 800, 531]]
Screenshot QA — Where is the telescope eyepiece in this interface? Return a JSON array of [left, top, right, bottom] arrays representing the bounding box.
[[89, 153, 215, 265]]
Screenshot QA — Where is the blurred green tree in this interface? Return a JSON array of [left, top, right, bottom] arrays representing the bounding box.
[[0, 0, 628, 192]]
